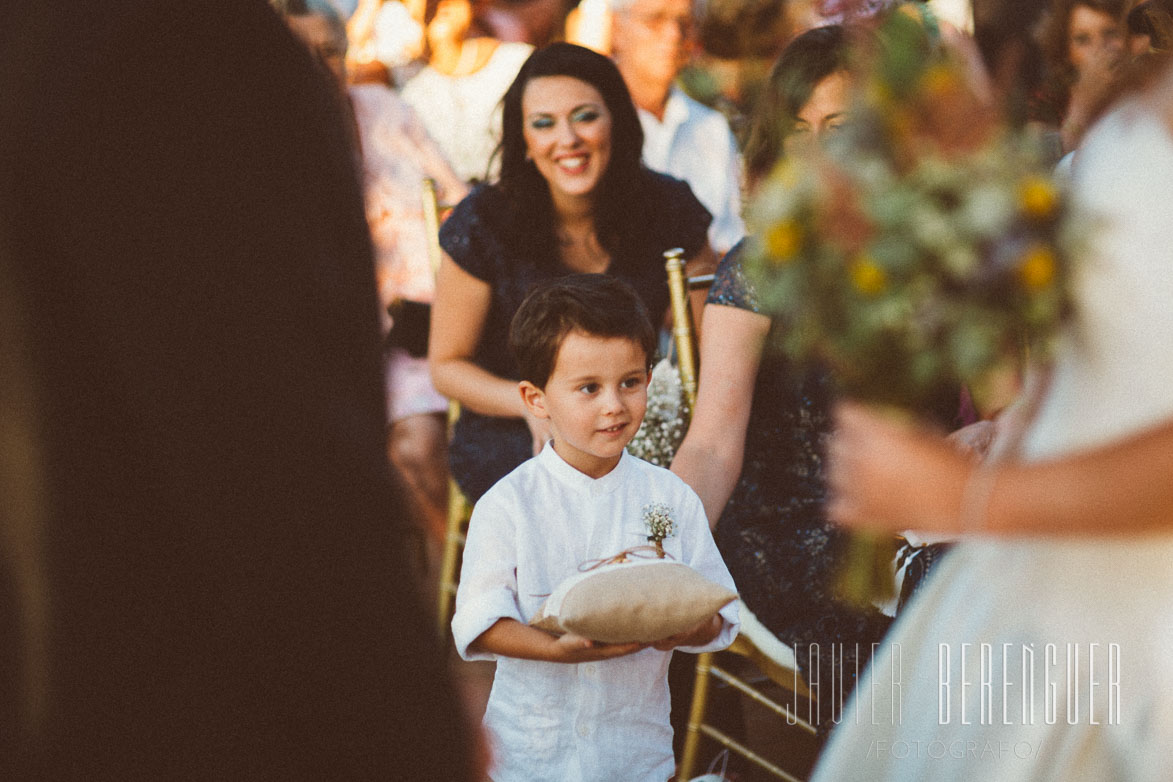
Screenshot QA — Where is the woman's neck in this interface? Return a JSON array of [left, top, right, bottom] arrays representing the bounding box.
[[617, 60, 672, 121], [554, 201, 609, 273], [551, 189, 596, 226]]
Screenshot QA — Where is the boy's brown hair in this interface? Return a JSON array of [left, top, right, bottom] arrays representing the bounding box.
[[509, 274, 657, 389]]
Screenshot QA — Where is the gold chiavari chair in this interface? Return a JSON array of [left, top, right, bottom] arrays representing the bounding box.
[[422, 178, 474, 640], [663, 247, 711, 411], [664, 249, 817, 782]]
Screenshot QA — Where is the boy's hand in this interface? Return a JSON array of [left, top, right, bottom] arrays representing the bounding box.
[[549, 632, 647, 663], [651, 614, 723, 651]]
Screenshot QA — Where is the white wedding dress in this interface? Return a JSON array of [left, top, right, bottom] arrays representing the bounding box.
[[809, 98, 1173, 782]]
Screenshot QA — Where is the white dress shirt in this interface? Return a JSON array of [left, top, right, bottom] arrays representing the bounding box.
[[638, 88, 745, 255], [453, 444, 739, 782]]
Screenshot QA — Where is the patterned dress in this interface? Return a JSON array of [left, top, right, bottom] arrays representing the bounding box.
[[706, 243, 894, 737]]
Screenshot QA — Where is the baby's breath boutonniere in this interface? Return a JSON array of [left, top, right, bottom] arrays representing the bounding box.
[[642, 502, 676, 558]]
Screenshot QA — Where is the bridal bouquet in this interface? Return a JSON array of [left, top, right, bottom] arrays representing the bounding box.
[[744, 9, 1083, 605]]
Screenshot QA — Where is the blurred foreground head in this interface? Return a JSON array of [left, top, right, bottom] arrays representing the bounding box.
[[0, 1, 474, 778]]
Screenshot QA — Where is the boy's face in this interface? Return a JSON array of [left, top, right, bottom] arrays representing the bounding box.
[[520, 330, 650, 479]]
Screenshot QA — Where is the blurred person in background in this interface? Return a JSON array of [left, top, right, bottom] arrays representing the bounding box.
[[1127, 0, 1173, 52], [609, 0, 744, 256], [401, 0, 534, 182], [565, 0, 614, 53], [278, 0, 468, 576], [1033, 0, 1129, 154], [0, 0, 475, 778], [483, 0, 576, 45], [346, 0, 429, 85]]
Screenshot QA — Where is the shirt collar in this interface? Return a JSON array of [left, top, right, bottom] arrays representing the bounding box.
[[537, 441, 632, 495], [639, 87, 688, 133]]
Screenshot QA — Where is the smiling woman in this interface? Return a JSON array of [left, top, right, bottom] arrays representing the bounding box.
[[428, 42, 717, 502], [522, 77, 613, 219]]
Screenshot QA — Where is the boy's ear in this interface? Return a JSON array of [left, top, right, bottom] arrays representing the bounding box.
[[519, 380, 549, 419], [645, 369, 653, 389]]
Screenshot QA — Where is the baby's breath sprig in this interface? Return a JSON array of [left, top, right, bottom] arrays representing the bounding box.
[[642, 502, 676, 557], [626, 359, 689, 467]]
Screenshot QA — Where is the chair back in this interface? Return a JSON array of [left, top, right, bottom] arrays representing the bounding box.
[[663, 248, 715, 414]]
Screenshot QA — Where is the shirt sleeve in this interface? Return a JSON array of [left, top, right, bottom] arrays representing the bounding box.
[[673, 484, 740, 653], [438, 185, 496, 284], [705, 241, 762, 313], [450, 486, 525, 660], [657, 174, 712, 261]]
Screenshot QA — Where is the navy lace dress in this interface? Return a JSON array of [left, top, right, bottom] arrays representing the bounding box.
[[707, 244, 894, 736], [439, 171, 711, 501]]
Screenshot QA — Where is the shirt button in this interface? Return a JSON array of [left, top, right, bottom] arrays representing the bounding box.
[[577, 724, 590, 738], [584, 664, 597, 675]]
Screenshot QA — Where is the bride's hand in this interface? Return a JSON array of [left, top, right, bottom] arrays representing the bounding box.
[[947, 419, 999, 459], [828, 402, 969, 534]]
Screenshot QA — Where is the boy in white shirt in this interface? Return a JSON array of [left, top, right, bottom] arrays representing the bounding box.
[[452, 274, 738, 782]]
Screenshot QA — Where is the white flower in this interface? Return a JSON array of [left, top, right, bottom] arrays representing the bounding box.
[[626, 359, 688, 467], [960, 183, 1014, 237], [642, 502, 677, 543]]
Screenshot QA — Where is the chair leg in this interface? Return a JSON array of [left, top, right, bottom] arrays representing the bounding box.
[[678, 651, 715, 781], [435, 479, 468, 640]]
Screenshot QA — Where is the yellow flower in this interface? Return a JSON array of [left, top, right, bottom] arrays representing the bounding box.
[[850, 255, 887, 296], [1018, 175, 1058, 219], [866, 78, 896, 110], [920, 63, 961, 100], [765, 220, 804, 263], [771, 158, 800, 190], [1017, 245, 1056, 290]]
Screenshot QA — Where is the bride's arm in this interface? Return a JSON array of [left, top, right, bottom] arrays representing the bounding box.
[[828, 402, 1173, 537]]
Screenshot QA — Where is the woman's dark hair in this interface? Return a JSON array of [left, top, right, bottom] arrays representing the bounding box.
[[509, 274, 656, 389], [495, 42, 645, 266], [1128, 0, 1173, 50], [742, 25, 852, 184], [1039, 0, 1128, 73]]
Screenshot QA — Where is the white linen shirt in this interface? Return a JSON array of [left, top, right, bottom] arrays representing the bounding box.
[[452, 444, 739, 782], [638, 88, 745, 255]]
